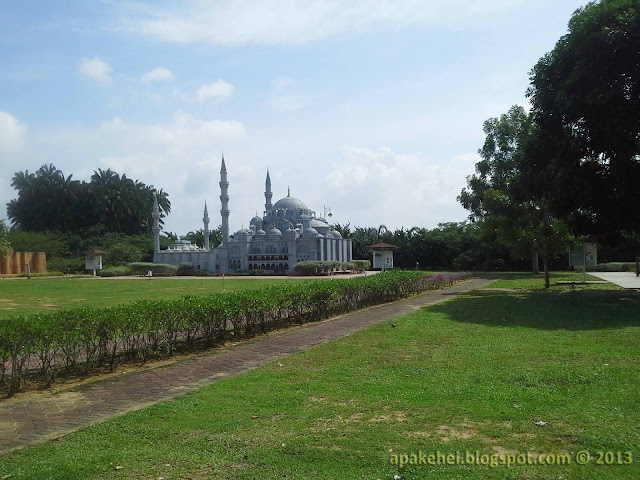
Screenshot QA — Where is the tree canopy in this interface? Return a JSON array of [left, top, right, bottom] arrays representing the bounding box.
[[6, 164, 170, 235], [459, 106, 571, 287], [527, 0, 640, 237]]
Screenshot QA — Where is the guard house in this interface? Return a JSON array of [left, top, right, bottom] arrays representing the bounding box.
[[369, 243, 396, 270], [84, 249, 108, 276]]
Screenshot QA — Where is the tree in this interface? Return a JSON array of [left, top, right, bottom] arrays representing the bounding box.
[[6, 164, 170, 236], [527, 0, 640, 237], [0, 220, 10, 257], [459, 106, 571, 287]]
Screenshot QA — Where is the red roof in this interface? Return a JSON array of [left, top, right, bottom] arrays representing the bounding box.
[[84, 249, 109, 255], [368, 243, 396, 249]]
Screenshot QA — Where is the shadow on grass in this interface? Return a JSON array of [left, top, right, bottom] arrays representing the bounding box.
[[427, 289, 640, 331]]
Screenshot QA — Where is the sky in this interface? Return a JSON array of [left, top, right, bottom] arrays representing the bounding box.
[[0, 0, 588, 235]]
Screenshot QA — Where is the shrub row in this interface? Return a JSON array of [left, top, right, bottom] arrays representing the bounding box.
[[292, 260, 355, 275], [0, 270, 470, 394], [97, 267, 132, 277], [586, 262, 637, 272], [129, 262, 178, 275], [352, 260, 371, 272]]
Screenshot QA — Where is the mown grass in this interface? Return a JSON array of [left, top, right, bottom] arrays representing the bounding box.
[[0, 277, 310, 319], [0, 277, 638, 479], [484, 271, 615, 290]]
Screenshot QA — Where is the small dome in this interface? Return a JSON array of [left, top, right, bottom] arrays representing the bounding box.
[[267, 227, 282, 237], [273, 196, 308, 210], [329, 229, 342, 239], [235, 228, 250, 237], [256, 229, 267, 236], [302, 227, 319, 238], [310, 219, 329, 229], [250, 215, 263, 226]]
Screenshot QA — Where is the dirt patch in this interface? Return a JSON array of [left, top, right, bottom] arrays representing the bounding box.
[[436, 424, 476, 442], [369, 411, 407, 423]]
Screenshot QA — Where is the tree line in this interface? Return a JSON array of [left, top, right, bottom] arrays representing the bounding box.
[[7, 164, 170, 235]]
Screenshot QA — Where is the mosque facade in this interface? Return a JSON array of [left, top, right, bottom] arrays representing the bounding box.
[[153, 157, 352, 273]]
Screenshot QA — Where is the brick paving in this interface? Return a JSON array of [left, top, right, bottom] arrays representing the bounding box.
[[0, 277, 494, 454]]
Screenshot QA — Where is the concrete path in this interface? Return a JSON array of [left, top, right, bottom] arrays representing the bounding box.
[[589, 271, 640, 289], [0, 277, 495, 454]]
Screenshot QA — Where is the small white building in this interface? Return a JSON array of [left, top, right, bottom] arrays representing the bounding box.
[[369, 243, 396, 269]]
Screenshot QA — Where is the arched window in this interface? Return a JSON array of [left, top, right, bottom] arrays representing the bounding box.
[[265, 245, 276, 254], [281, 246, 288, 254], [230, 246, 241, 255], [298, 245, 309, 254], [250, 246, 261, 254]]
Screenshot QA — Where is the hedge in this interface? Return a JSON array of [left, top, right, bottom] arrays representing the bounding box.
[[352, 260, 371, 272], [587, 262, 636, 272], [292, 260, 354, 275], [129, 262, 178, 275], [176, 262, 196, 276], [97, 267, 132, 277], [0, 271, 471, 394]]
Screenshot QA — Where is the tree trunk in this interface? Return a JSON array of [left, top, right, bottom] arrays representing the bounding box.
[[543, 255, 550, 288], [532, 250, 539, 274]]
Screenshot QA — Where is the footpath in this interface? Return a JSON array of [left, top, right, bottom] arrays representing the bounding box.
[[0, 277, 495, 453]]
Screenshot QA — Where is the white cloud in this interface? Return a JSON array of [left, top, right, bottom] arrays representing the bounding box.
[[141, 67, 174, 82], [78, 57, 112, 82], [269, 94, 314, 111], [195, 80, 234, 103], [0, 112, 27, 153], [118, 0, 527, 46], [325, 147, 479, 228]]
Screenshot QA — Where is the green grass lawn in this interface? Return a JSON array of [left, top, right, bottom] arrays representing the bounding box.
[[0, 277, 309, 319], [0, 276, 638, 479], [484, 271, 615, 290]]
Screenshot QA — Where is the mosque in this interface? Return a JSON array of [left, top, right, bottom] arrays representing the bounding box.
[[153, 156, 353, 273]]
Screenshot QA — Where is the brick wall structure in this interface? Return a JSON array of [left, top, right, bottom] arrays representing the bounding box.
[[0, 248, 47, 274]]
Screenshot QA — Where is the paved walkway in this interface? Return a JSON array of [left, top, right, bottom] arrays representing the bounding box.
[[590, 271, 640, 289], [0, 277, 494, 454]]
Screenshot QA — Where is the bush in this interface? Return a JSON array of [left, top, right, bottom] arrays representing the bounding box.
[[587, 262, 636, 272], [352, 260, 371, 273], [195, 269, 214, 277], [176, 262, 196, 276], [292, 260, 354, 276], [17, 271, 64, 278], [129, 262, 177, 275], [97, 267, 132, 277], [47, 257, 86, 274], [0, 270, 472, 394]]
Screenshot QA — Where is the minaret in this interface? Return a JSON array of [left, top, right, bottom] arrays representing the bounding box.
[[265, 168, 272, 212], [152, 193, 160, 255], [219, 155, 230, 247], [203, 200, 210, 250]]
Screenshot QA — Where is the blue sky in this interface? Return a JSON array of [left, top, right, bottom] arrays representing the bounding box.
[[0, 0, 587, 235]]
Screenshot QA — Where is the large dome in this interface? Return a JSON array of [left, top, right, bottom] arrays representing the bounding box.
[[273, 196, 308, 210]]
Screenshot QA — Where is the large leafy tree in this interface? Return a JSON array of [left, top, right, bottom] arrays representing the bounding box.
[[527, 0, 640, 237], [459, 106, 571, 287]]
